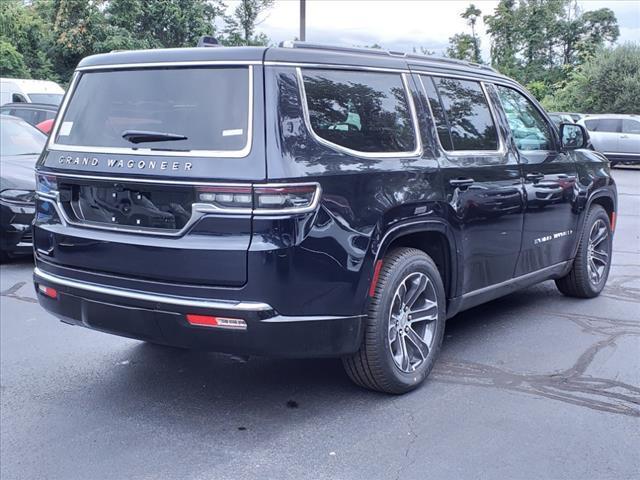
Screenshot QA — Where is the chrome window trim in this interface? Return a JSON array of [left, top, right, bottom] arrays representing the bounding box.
[[76, 60, 262, 71], [47, 65, 255, 158], [34, 266, 273, 312], [265, 61, 410, 74], [296, 67, 423, 159], [417, 75, 507, 157]]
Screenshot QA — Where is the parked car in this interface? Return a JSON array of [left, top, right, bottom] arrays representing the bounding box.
[[0, 102, 58, 131], [33, 42, 616, 394], [578, 114, 640, 165], [0, 78, 65, 106], [0, 115, 46, 260]]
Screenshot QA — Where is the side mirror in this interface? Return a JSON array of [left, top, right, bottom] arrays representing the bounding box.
[[560, 122, 588, 150]]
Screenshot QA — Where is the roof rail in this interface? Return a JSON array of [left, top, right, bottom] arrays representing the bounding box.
[[279, 41, 498, 73]]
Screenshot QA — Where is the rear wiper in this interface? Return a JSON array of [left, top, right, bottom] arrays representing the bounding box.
[[122, 130, 188, 144]]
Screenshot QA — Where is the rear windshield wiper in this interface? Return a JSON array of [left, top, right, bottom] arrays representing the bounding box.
[[122, 130, 188, 144]]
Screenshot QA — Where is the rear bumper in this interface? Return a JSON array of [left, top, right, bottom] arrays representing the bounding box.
[[34, 267, 363, 358]]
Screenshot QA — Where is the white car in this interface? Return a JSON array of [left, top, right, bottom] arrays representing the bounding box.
[[578, 114, 640, 165], [0, 78, 65, 106]]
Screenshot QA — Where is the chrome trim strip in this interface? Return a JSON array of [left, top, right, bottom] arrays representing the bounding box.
[[47, 65, 254, 158], [603, 152, 639, 157], [417, 75, 507, 157], [34, 267, 273, 312], [16, 241, 33, 248], [265, 61, 410, 74], [296, 67, 423, 159], [77, 60, 262, 71]]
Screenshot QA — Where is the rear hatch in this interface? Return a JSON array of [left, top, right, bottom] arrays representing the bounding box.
[[36, 53, 266, 287]]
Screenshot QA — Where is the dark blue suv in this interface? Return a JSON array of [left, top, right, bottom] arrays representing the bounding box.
[[33, 43, 617, 393]]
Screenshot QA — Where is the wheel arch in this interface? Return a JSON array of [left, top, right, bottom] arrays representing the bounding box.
[[371, 221, 459, 303]]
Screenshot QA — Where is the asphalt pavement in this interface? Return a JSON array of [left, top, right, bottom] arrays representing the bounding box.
[[1, 169, 638, 480]]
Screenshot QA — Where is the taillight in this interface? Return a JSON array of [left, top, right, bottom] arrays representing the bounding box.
[[37, 284, 58, 299], [195, 185, 253, 210], [186, 314, 247, 330], [254, 183, 320, 214], [195, 183, 320, 214]]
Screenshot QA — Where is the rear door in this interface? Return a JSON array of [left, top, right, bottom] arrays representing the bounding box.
[[620, 118, 640, 155], [584, 118, 621, 154], [36, 62, 265, 288], [419, 74, 524, 294], [492, 84, 579, 274]]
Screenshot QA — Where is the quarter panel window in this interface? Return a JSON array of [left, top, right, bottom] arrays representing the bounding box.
[[301, 69, 417, 154], [429, 77, 499, 151], [495, 85, 552, 151], [421, 76, 453, 151]]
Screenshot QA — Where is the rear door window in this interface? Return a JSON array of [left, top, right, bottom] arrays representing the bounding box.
[[54, 67, 251, 154], [585, 119, 621, 133], [300, 69, 418, 155], [425, 77, 499, 151]]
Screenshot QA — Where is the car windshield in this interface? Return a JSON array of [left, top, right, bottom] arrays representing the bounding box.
[[27, 93, 64, 105], [1, 116, 46, 156], [54, 67, 251, 153]]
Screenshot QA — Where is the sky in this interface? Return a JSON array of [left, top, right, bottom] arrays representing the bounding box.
[[223, 0, 640, 58]]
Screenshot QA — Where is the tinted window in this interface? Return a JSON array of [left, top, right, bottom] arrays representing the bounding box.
[[421, 76, 453, 150], [429, 77, 499, 151], [622, 119, 640, 134], [495, 85, 553, 151], [585, 119, 621, 133], [9, 108, 38, 125], [56, 67, 250, 152], [0, 117, 46, 156], [301, 69, 416, 154]]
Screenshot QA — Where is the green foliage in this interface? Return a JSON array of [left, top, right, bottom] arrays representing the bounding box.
[[461, 3, 482, 63], [221, 0, 274, 46], [1, 0, 272, 83], [446, 33, 478, 62], [542, 43, 640, 114], [0, 40, 30, 78]]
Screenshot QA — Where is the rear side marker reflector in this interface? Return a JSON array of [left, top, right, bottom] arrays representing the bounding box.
[[610, 212, 616, 232], [369, 260, 384, 297], [186, 314, 247, 330], [38, 284, 58, 299]]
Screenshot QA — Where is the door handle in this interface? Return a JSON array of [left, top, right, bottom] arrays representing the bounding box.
[[526, 172, 545, 182], [449, 177, 475, 188]]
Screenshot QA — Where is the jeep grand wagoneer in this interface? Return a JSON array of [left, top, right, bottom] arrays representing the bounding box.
[[34, 42, 616, 393]]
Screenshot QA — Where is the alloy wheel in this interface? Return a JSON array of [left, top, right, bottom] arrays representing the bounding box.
[[388, 272, 438, 372], [587, 218, 610, 285]]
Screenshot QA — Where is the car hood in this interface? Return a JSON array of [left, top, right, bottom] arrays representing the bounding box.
[[0, 154, 38, 191]]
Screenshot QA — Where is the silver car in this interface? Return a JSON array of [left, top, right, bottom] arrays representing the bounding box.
[[578, 114, 640, 165]]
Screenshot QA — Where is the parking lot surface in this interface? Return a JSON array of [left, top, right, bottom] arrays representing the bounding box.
[[1, 169, 638, 480]]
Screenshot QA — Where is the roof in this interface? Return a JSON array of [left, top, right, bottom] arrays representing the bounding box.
[[0, 78, 64, 94], [583, 114, 639, 119], [76, 42, 510, 82]]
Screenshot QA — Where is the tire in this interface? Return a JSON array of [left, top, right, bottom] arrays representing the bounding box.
[[555, 205, 612, 298], [342, 248, 446, 394]]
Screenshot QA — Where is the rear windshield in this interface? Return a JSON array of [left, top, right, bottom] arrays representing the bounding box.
[[28, 93, 63, 105], [54, 67, 250, 153]]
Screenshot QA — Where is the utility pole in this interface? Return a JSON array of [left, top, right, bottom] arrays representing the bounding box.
[[300, 0, 306, 41]]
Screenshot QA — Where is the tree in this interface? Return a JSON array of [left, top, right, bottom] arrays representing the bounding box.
[[446, 33, 477, 62], [484, 0, 520, 77], [222, 0, 274, 46], [0, 40, 31, 78], [542, 43, 640, 114], [461, 4, 482, 63]]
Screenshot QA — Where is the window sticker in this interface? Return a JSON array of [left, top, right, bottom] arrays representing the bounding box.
[[58, 121, 73, 136], [222, 129, 243, 137]]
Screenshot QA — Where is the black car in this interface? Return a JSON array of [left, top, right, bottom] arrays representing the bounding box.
[[1, 115, 46, 260], [33, 43, 617, 393], [0, 102, 58, 130]]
